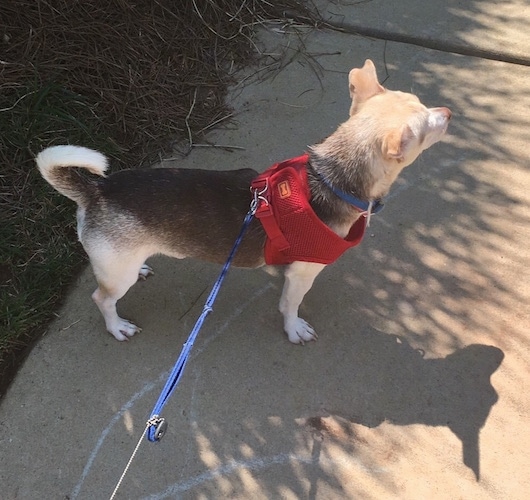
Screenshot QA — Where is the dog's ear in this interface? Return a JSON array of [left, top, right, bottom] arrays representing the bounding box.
[[383, 125, 413, 163], [349, 59, 385, 114]]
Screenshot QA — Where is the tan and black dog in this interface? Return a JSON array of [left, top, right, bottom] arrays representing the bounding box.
[[36, 60, 451, 344]]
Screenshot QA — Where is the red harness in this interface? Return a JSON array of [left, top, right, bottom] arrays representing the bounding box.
[[251, 154, 368, 265]]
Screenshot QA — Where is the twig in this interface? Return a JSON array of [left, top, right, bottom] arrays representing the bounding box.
[[185, 87, 198, 149]]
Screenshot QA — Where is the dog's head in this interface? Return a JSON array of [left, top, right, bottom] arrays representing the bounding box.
[[347, 60, 451, 195]]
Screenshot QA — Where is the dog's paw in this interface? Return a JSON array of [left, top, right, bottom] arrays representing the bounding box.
[[138, 264, 154, 281], [109, 319, 142, 341], [285, 318, 318, 345]]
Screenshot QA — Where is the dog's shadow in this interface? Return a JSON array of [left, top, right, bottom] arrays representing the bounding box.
[[309, 329, 504, 480]]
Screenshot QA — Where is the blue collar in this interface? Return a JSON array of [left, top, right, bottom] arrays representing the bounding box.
[[314, 170, 384, 214]]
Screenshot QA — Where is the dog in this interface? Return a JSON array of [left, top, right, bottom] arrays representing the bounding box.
[[36, 60, 451, 344]]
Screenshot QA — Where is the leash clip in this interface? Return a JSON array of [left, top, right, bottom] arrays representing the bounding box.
[[250, 179, 269, 215], [147, 415, 168, 442]]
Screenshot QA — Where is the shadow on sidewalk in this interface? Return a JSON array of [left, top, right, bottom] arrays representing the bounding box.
[[307, 329, 504, 481]]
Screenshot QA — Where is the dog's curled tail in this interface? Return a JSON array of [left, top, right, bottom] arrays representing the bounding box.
[[36, 145, 108, 207]]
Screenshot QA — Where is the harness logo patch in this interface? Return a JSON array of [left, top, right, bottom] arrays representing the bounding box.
[[278, 181, 291, 199]]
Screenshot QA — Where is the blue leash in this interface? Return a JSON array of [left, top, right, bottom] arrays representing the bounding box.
[[146, 191, 264, 442]]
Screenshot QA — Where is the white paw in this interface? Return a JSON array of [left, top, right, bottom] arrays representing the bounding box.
[[285, 318, 318, 345], [138, 264, 154, 280], [109, 319, 142, 341]]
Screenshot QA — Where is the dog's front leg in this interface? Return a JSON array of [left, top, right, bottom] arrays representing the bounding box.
[[279, 261, 326, 344]]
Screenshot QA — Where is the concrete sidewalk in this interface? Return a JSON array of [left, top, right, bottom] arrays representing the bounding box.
[[1, 3, 530, 499], [313, 0, 530, 65]]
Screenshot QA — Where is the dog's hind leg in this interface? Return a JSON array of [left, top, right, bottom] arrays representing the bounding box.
[[90, 251, 150, 341], [279, 261, 326, 344]]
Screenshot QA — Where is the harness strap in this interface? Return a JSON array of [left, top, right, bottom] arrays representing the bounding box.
[[251, 154, 380, 266]]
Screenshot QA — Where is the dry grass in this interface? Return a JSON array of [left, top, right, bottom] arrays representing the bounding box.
[[0, 0, 323, 395], [1, 0, 323, 164]]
